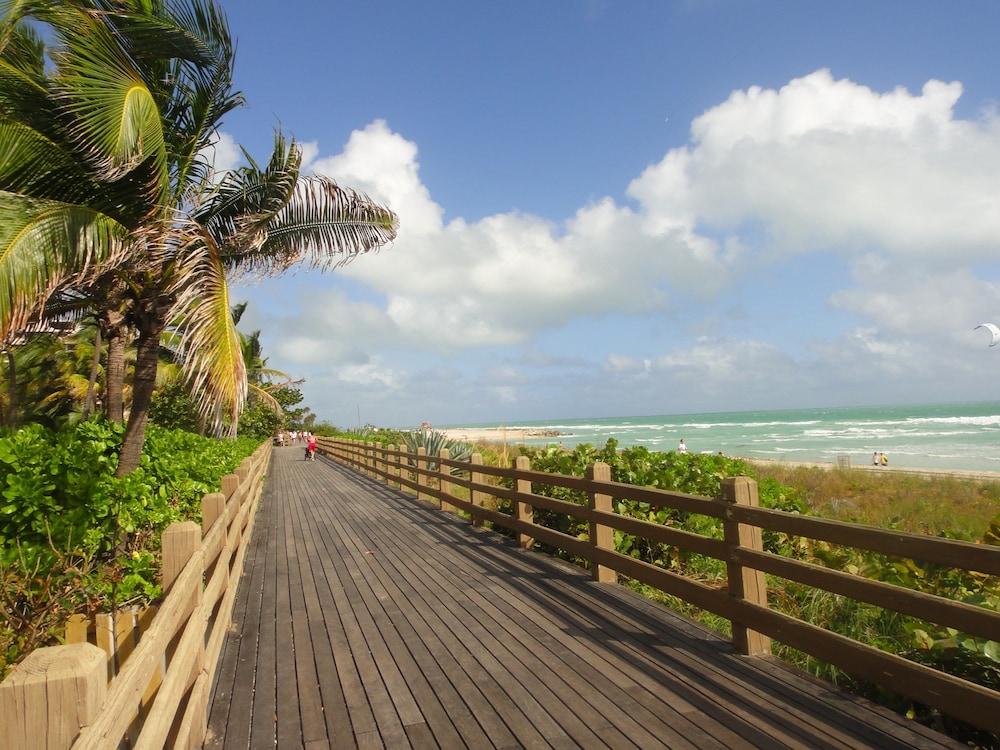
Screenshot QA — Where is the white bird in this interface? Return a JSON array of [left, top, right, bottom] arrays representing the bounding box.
[[975, 322, 1000, 346]]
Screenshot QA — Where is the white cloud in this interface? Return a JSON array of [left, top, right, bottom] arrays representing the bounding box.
[[631, 69, 1000, 259], [289, 72, 1000, 364], [304, 120, 728, 351], [198, 131, 242, 180], [830, 267, 1000, 345], [241, 70, 1000, 422]]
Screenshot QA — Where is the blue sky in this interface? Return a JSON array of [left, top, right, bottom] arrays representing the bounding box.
[[220, 1, 1000, 427]]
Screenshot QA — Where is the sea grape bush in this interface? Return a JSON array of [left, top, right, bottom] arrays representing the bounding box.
[[0, 421, 257, 568], [0, 421, 257, 677], [491, 440, 806, 573]]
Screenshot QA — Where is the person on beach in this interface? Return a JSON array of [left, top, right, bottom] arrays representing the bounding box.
[[872, 451, 879, 466], [880, 452, 889, 466], [678, 439, 688, 454]]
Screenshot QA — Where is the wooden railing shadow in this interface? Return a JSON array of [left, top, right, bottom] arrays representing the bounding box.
[[317, 436, 1000, 739], [328, 462, 934, 749]]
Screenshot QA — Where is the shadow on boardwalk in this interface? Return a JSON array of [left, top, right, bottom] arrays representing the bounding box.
[[206, 446, 959, 750]]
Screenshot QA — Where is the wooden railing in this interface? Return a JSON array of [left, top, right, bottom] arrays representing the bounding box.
[[318, 437, 1000, 735], [0, 442, 272, 750]]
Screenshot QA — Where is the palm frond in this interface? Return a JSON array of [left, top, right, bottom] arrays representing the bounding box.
[[195, 130, 300, 248], [51, 8, 168, 187], [0, 17, 43, 76], [223, 175, 398, 276], [0, 117, 161, 226], [0, 49, 58, 138], [161, 0, 244, 191], [0, 191, 129, 341], [169, 230, 246, 436], [257, 367, 292, 383], [248, 382, 283, 415]]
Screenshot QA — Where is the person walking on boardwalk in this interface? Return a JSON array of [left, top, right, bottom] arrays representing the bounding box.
[[306, 433, 318, 461]]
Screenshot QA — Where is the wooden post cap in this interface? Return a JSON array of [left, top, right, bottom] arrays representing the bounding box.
[[1, 643, 107, 750]]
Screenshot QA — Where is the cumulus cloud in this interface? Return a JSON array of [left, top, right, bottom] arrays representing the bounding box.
[[290, 70, 1000, 360], [305, 120, 729, 350], [631, 69, 1000, 259], [239, 69, 1000, 422]]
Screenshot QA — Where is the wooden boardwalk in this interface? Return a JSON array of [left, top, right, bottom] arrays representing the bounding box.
[[206, 447, 960, 749]]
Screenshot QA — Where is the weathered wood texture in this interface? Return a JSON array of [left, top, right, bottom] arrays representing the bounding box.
[[314, 437, 1000, 735], [206, 446, 962, 749]]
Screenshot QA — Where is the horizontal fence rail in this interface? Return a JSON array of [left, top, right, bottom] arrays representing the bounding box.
[[317, 436, 1000, 735], [0, 442, 272, 750]]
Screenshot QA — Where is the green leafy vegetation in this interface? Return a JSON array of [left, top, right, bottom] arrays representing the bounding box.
[[402, 429, 473, 470], [0, 421, 258, 678]]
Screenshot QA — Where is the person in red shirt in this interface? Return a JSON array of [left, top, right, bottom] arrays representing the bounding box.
[[306, 434, 317, 461]]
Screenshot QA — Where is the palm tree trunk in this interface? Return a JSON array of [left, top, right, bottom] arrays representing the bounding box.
[[5, 349, 16, 428], [105, 328, 126, 423], [116, 322, 162, 476], [82, 326, 102, 419]]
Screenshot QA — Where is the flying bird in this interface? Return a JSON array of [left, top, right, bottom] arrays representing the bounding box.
[[974, 323, 1000, 346]]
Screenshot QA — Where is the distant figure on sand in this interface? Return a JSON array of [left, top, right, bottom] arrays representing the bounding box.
[[678, 439, 688, 454], [880, 452, 889, 466], [872, 451, 878, 466]]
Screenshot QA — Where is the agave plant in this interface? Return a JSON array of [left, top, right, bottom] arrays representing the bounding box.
[[402, 429, 473, 473], [0, 1, 398, 474]]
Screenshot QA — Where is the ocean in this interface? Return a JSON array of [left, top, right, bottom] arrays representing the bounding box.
[[447, 402, 1000, 473]]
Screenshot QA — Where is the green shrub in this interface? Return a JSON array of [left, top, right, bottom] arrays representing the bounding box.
[[149, 382, 200, 432], [402, 429, 472, 471], [0, 419, 259, 677], [238, 401, 284, 440]]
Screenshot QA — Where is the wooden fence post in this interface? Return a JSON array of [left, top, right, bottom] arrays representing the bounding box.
[[235, 459, 250, 486], [514, 455, 534, 550], [202, 492, 226, 535], [470, 453, 485, 527], [396, 445, 402, 492], [381, 443, 389, 484], [385, 445, 396, 488], [438, 449, 454, 512], [587, 462, 616, 582], [722, 477, 772, 656], [221, 473, 239, 500], [161, 521, 202, 594], [416, 447, 428, 501], [0, 642, 108, 750]]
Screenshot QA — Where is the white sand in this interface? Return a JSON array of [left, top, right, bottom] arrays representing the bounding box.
[[438, 427, 561, 443], [745, 456, 1000, 482]]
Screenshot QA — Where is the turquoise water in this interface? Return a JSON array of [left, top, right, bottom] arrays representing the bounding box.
[[446, 402, 1000, 472]]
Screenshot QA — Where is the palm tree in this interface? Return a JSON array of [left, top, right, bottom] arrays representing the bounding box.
[[0, 1, 398, 474]]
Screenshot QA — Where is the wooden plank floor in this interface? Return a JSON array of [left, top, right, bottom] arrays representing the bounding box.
[[206, 447, 962, 749]]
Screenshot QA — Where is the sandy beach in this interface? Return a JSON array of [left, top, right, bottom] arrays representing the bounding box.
[[744, 457, 1000, 482], [438, 427, 562, 443]]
